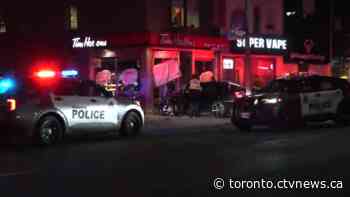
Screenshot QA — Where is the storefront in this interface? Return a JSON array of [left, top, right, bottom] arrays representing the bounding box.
[[66, 32, 229, 112], [228, 36, 289, 88], [67, 33, 331, 113], [285, 38, 331, 77]]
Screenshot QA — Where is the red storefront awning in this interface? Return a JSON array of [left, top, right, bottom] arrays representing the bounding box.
[[103, 32, 230, 50]]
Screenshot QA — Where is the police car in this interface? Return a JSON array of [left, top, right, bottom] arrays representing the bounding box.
[[0, 69, 144, 145], [231, 75, 350, 131]]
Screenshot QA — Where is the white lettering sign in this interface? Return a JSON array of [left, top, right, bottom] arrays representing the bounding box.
[[72, 37, 107, 48], [235, 37, 287, 50], [223, 59, 234, 69]]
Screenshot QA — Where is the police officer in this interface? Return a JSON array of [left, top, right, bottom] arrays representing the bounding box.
[[188, 74, 202, 117]]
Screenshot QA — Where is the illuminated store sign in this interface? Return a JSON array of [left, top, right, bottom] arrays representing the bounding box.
[[72, 37, 107, 48], [235, 37, 287, 50], [223, 59, 234, 69]]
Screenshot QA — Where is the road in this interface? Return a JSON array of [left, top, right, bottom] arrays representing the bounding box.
[[0, 115, 350, 196]]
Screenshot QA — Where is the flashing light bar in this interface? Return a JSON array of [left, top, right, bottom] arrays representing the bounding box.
[[0, 78, 16, 94], [36, 70, 56, 78], [62, 70, 79, 78]]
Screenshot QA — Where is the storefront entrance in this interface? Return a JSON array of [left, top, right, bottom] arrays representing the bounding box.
[[252, 58, 276, 88]]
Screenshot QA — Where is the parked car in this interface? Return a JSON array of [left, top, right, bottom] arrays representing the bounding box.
[[232, 75, 350, 131], [0, 70, 144, 145], [165, 81, 246, 117]]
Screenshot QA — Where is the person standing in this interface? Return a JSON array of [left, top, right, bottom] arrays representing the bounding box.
[[199, 66, 215, 83], [188, 74, 202, 117]]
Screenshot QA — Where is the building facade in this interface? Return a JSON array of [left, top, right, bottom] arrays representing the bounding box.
[[283, 0, 331, 77], [0, 0, 332, 113]]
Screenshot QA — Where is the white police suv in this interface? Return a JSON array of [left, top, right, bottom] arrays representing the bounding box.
[[0, 69, 144, 145], [232, 75, 350, 131]]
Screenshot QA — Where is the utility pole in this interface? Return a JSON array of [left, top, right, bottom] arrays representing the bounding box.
[[244, 0, 253, 92]]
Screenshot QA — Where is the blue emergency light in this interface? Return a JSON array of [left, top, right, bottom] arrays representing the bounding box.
[[0, 77, 16, 94], [61, 70, 79, 78]]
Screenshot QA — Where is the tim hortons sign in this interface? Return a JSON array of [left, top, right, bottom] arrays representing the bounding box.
[[72, 37, 108, 48]]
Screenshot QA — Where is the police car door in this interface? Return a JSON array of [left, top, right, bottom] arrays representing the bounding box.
[[50, 80, 94, 133], [300, 78, 323, 117], [73, 81, 117, 133], [88, 82, 119, 132], [317, 79, 343, 115]]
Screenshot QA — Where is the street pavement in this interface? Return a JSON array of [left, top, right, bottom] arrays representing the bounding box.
[[0, 115, 350, 196]]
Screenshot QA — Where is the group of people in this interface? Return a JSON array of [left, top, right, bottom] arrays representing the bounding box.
[[160, 66, 215, 117], [187, 67, 215, 117]]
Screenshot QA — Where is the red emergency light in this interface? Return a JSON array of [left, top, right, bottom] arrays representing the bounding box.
[[35, 70, 56, 78]]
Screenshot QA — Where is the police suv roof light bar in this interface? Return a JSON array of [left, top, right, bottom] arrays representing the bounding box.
[[36, 70, 56, 78], [61, 70, 79, 78]]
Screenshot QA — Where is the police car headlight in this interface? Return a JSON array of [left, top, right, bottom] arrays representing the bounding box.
[[254, 99, 259, 105], [262, 98, 282, 104]]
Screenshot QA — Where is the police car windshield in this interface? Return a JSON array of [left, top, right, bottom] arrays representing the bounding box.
[[260, 79, 300, 93]]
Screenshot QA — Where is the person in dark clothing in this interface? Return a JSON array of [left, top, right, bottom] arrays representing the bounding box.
[[188, 74, 202, 117]]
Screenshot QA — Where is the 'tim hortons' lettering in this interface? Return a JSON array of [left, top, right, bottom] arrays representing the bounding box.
[[72, 37, 108, 48], [236, 37, 287, 50]]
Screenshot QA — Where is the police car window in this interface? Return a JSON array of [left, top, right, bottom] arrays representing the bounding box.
[[78, 82, 96, 97], [262, 80, 287, 92], [260, 81, 276, 92], [320, 81, 333, 91], [285, 80, 301, 93], [78, 81, 111, 97], [97, 85, 113, 97], [335, 79, 350, 93], [319, 78, 336, 91], [95, 84, 112, 97], [300, 79, 314, 92], [52, 82, 79, 96]]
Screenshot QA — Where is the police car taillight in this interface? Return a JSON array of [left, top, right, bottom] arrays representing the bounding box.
[[7, 99, 16, 111], [234, 91, 245, 99]]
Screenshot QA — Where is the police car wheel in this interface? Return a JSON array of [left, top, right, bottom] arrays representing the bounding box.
[[231, 107, 251, 131], [120, 112, 141, 137], [212, 102, 225, 118], [37, 116, 64, 145], [235, 122, 252, 131]]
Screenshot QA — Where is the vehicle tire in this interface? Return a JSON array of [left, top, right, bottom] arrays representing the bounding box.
[[231, 106, 252, 132], [234, 121, 252, 131], [212, 101, 225, 118], [271, 107, 305, 130], [224, 103, 234, 118], [36, 116, 64, 145], [335, 103, 350, 126], [120, 111, 142, 137]]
